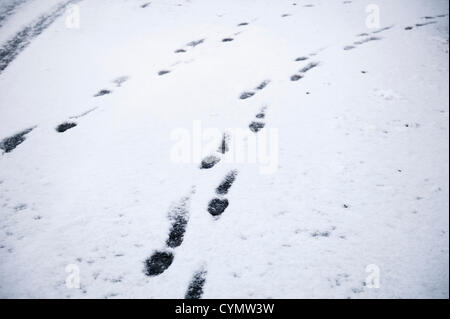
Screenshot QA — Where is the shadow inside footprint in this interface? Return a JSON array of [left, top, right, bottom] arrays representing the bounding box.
[[208, 198, 229, 217], [56, 122, 77, 133], [158, 70, 171, 76], [144, 251, 174, 276], [0, 127, 34, 153], [222, 38, 234, 42], [200, 155, 221, 169], [216, 170, 238, 195], [291, 74, 303, 81], [185, 269, 207, 299]]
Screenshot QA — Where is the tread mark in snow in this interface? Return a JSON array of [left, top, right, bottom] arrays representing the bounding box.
[[216, 170, 238, 195], [239, 80, 270, 99], [295, 56, 308, 61], [353, 36, 381, 45], [200, 155, 221, 169], [240, 91, 255, 100], [291, 74, 304, 81], [0, 127, 34, 153], [237, 22, 249, 26], [217, 133, 230, 154], [144, 250, 174, 276], [166, 197, 191, 248], [222, 38, 234, 42], [372, 26, 393, 34], [186, 39, 205, 47], [0, 0, 79, 75], [56, 122, 77, 133], [249, 121, 265, 133], [175, 49, 186, 53], [185, 269, 207, 299], [415, 21, 437, 27], [207, 198, 229, 217], [299, 62, 319, 73], [158, 70, 171, 76], [113, 76, 129, 87], [94, 89, 111, 97], [291, 62, 319, 81], [141, 2, 151, 8], [256, 80, 270, 90]]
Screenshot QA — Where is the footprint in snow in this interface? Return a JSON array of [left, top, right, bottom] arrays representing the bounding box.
[[144, 250, 174, 276], [0, 127, 35, 153], [56, 122, 77, 133], [94, 89, 111, 97], [185, 268, 207, 299], [239, 80, 270, 100]]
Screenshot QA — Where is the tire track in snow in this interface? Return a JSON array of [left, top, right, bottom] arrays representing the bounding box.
[[0, 0, 29, 29], [0, 0, 79, 75]]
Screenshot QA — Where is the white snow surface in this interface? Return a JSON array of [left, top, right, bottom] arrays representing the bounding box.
[[0, 0, 448, 299]]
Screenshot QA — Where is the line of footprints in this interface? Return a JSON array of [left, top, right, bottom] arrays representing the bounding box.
[[0, 76, 129, 154], [144, 106, 269, 299]]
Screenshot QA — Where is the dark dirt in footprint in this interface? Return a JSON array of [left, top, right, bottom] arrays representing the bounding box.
[[200, 155, 221, 169], [0, 127, 34, 153], [249, 121, 265, 133], [185, 269, 207, 299], [144, 250, 174, 276], [56, 122, 77, 133], [240, 91, 255, 100], [94, 89, 111, 97], [216, 170, 238, 195], [208, 198, 229, 217]]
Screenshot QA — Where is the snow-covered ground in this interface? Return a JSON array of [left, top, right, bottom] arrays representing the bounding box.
[[0, 0, 448, 299]]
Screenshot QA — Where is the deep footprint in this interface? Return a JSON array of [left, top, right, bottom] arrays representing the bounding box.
[[144, 250, 174, 276], [208, 198, 229, 217], [216, 170, 238, 195], [0, 127, 34, 153], [185, 269, 207, 299], [56, 122, 77, 133]]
